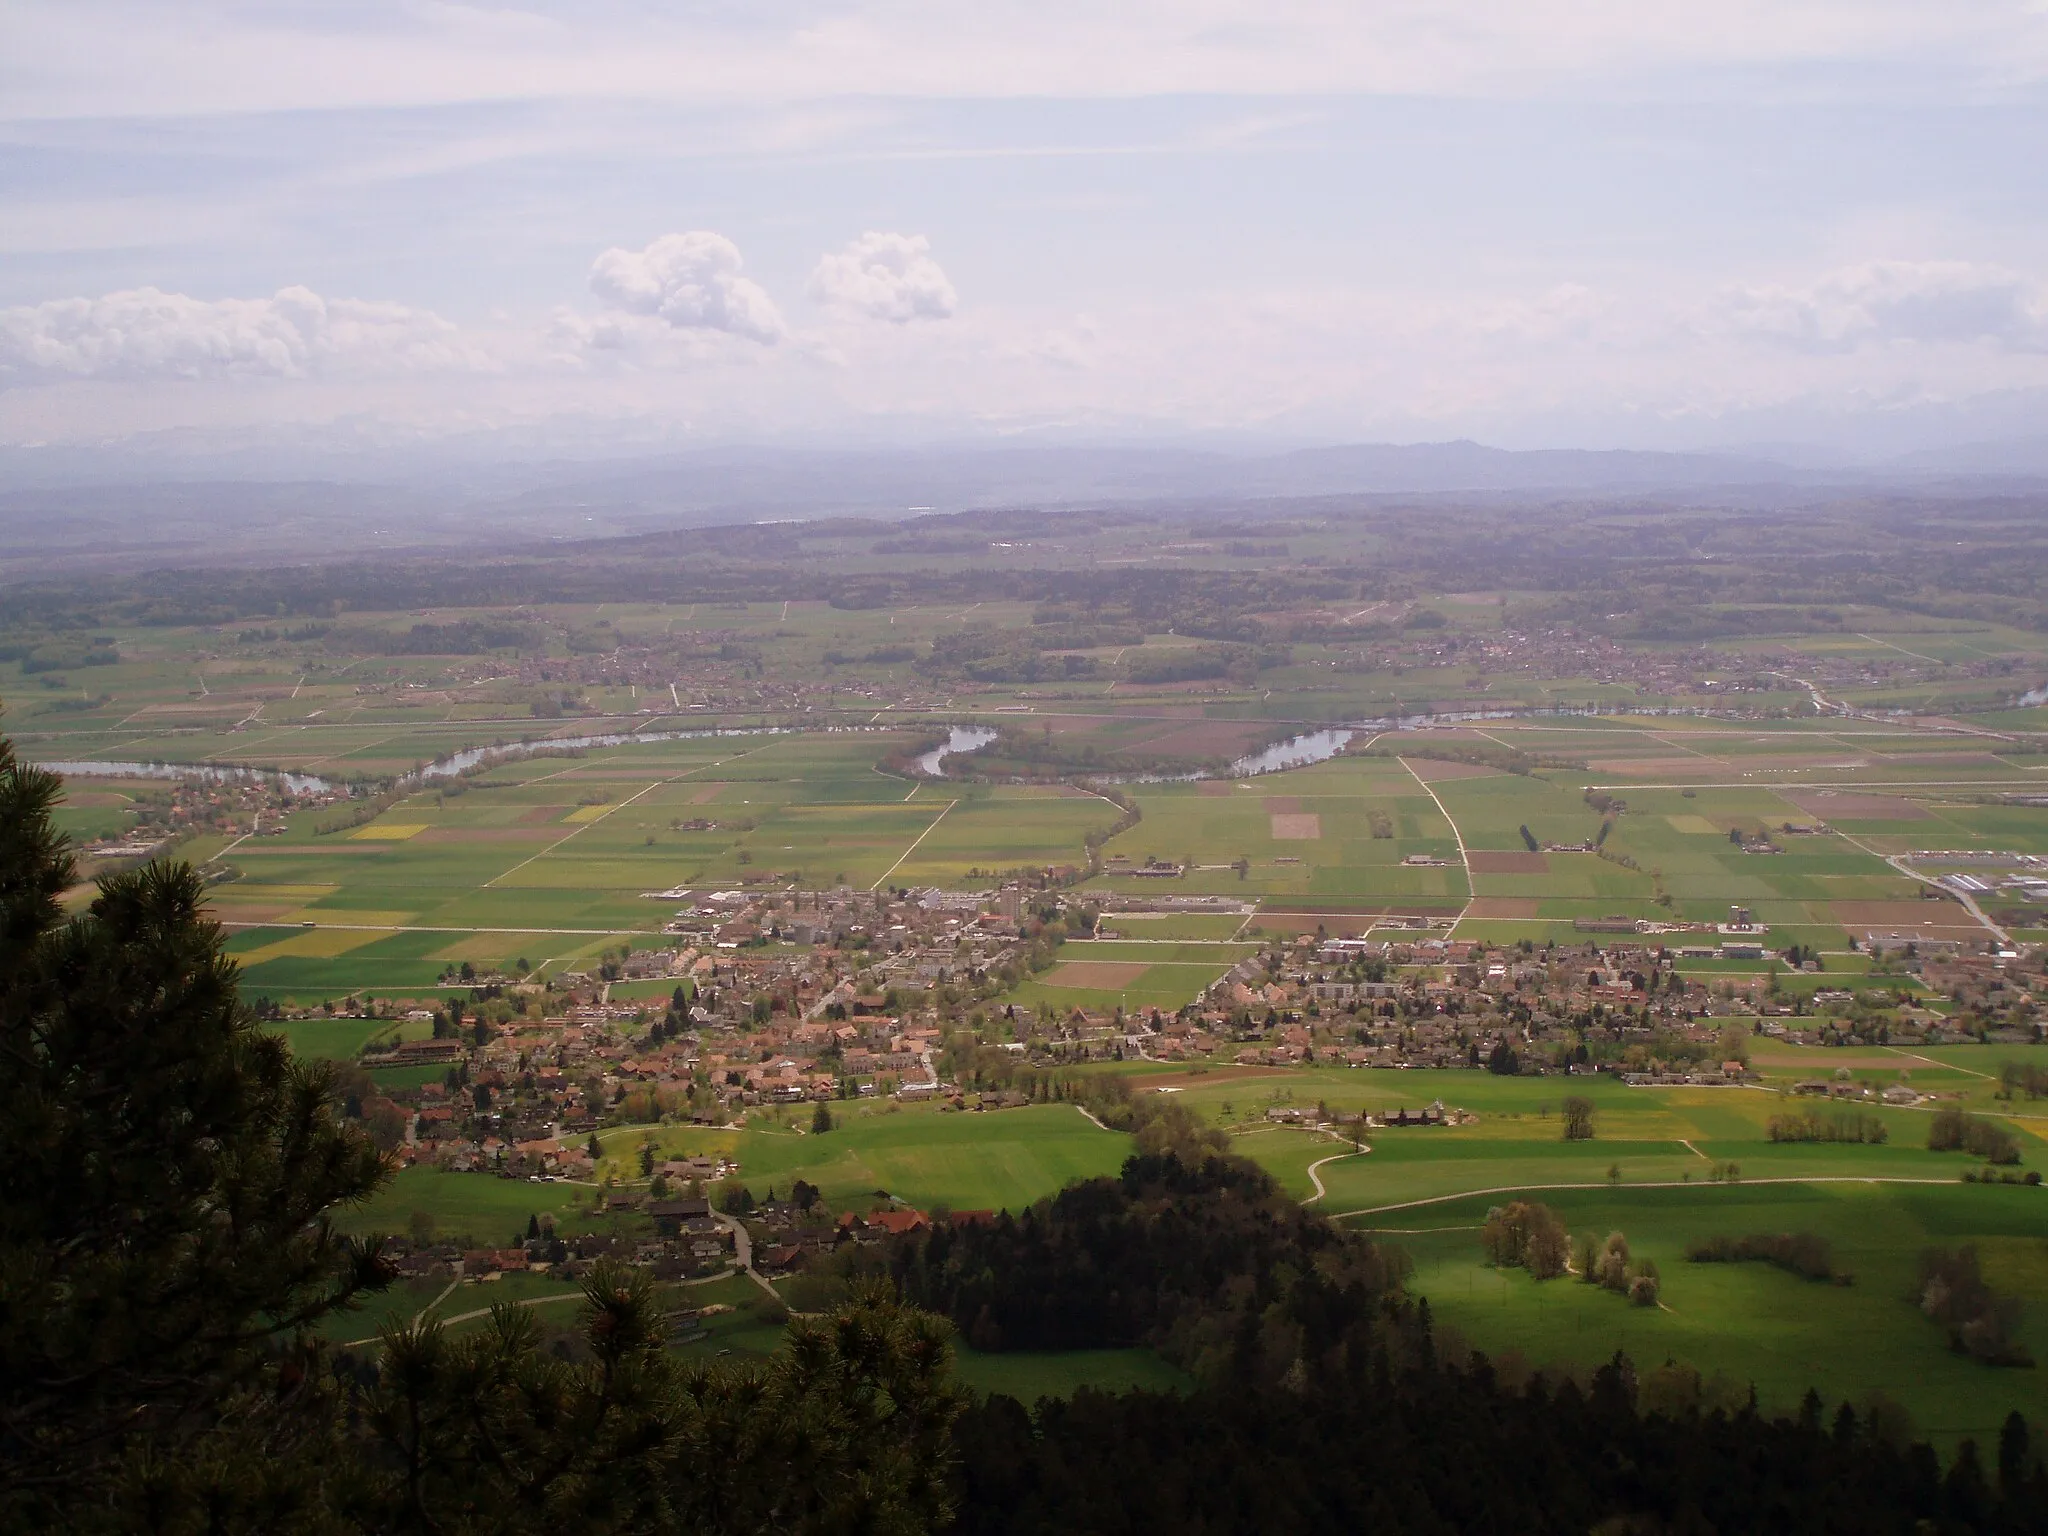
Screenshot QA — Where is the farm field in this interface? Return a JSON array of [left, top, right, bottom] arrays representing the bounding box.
[[321, 1052, 2048, 1435], [31, 694, 2048, 1000], [1391, 1181, 2047, 1449], [1176, 1066, 2048, 1445], [585, 1100, 1134, 1214], [19, 564, 2048, 1441], [176, 730, 1130, 1001]]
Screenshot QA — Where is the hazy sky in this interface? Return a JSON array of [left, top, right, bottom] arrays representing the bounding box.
[[3, 2, 2046, 453]]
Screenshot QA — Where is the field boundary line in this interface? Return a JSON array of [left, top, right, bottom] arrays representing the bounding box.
[[1329, 1174, 1961, 1221], [870, 798, 958, 890]]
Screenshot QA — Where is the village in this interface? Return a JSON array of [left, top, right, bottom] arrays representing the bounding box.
[[319, 874, 2047, 1209]]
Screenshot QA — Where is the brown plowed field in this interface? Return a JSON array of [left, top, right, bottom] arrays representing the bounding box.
[[1043, 961, 1151, 987], [1403, 757, 1502, 781], [1270, 814, 1321, 840], [1785, 791, 1931, 821], [211, 904, 299, 924], [1830, 901, 1979, 930], [1465, 897, 1540, 918], [416, 829, 557, 843], [1125, 721, 1273, 757]]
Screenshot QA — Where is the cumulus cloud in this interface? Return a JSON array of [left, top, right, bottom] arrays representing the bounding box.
[[0, 285, 474, 382], [809, 232, 957, 323], [588, 232, 785, 343], [1724, 261, 2048, 353]]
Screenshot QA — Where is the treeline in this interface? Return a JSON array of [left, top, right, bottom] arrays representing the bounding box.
[[1998, 1060, 2048, 1099], [913, 628, 1289, 687], [919, 630, 1104, 683], [1929, 1106, 2023, 1164], [0, 637, 120, 671], [1688, 1231, 1849, 1283], [325, 617, 543, 655], [1769, 1106, 1890, 1144], [1122, 641, 1290, 684]]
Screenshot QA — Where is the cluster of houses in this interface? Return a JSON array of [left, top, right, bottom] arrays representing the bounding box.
[[999, 925, 2039, 1077], [340, 883, 1074, 1180], [336, 876, 2045, 1182]]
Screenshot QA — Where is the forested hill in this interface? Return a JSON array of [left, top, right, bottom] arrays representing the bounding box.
[[875, 1155, 2044, 1534], [885, 1151, 1409, 1361]]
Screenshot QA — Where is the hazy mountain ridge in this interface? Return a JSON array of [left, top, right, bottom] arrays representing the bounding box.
[[4, 436, 2046, 576]]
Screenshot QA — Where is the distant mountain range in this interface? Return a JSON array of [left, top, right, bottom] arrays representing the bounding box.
[[3, 433, 2046, 575]]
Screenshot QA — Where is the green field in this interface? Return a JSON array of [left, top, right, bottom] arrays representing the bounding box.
[[1390, 1181, 2046, 1446], [24, 591, 2048, 1429], [33, 691, 2048, 1005], [598, 1101, 1133, 1213], [1154, 1066, 2048, 1445]]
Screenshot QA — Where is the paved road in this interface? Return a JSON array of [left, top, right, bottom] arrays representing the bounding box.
[[715, 1211, 783, 1300]]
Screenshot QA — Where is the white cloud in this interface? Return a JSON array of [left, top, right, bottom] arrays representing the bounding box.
[[0, 285, 476, 382], [808, 232, 958, 322], [587, 232, 785, 343], [1723, 261, 2048, 353]]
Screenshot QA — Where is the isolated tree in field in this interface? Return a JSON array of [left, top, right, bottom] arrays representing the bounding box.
[[1561, 1094, 1597, 1141], [638, 1140, 656, 1177], [813, 1100, 835, 1134]]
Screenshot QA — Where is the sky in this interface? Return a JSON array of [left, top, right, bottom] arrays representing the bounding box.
[[2, 1, 2047, 457]]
